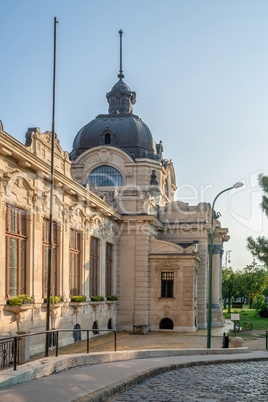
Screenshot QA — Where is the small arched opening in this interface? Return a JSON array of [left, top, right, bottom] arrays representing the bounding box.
[[159, 318, 174, 330], [105, 132, 111, 144], [108, 318, 113, 330], [92, 321, 99, 335], [73, 323, 81, 342]]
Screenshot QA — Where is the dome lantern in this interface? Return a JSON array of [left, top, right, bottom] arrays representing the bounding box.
[[106, 30, 136, 114]]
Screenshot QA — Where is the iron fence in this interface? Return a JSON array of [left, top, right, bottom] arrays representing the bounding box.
[[0, 338, 15, 369], [0, 328, 116, 371]]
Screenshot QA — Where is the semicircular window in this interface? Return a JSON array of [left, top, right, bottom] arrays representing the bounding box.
[[87, 165, 124, 187]]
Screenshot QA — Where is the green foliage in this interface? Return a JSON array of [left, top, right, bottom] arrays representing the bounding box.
[[247, 236, 268, 265], [223, 308, 268, 330], [258, 304, 268, 318], [222, 268, 241, 312], [7, 294, 33, 306], [240, 262, 268, 308], [106, 295, 118, 301], [247, 174, 268, 265], [90, 295, 104, 302], [70, 295, 86, 302], [222, 262, 268, 311], [44, 295, 63, 304], [252, 295, 265, 310]]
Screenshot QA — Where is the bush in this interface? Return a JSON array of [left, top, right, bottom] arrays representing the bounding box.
[[106, 295, 118, 301], [70, 295, 86, 302], [90, 295, 104, 302], [43, 295, 63, 304], [258, 303, 268, 318], [252, 295, 265, 310], [7, 294, 33, 306]]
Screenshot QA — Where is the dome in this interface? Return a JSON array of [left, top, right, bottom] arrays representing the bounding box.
[[70, 76, 161, 161], [70, 30, 162, 162], [70, 112, 159, 161]]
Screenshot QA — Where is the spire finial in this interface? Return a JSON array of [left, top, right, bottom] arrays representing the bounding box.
[[118, 29, 124, 80]]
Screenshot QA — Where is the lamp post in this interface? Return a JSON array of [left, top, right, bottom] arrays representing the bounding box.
[[207, 181, 244, 349]]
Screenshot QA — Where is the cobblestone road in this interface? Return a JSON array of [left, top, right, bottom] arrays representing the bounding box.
[[111, 361, 268, 401]]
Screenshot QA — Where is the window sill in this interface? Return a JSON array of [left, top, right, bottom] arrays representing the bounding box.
[[158, 297, 175, 300]]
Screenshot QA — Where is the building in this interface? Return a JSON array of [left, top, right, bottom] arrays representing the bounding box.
[[0, 33, 228, 354]]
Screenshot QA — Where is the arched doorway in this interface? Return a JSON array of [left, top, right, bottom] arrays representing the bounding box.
[[159, 318, 174, 330]]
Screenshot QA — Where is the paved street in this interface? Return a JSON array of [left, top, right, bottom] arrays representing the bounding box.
[[112, 361, 268, 401]]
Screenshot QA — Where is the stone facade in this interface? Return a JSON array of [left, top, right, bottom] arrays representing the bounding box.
[[0, 126, 119, 354], [0, 50, 229, 354]]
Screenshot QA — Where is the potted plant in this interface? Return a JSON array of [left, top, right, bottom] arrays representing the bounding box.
[[106, 295, 118, 301], [70, 295, 87, 303], [5, 295, 34, 322], [43, 295, 63, 304], [90, 295, 104, 302], [7, 294, 33, 306]]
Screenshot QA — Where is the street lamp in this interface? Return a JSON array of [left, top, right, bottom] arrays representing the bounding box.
[[207, 181, 244, 348]]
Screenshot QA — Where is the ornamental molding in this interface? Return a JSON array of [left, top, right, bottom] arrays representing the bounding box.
[[155, 261, 181, 271]]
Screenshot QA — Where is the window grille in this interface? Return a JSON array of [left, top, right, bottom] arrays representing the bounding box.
[[161, 272, 174, 298]]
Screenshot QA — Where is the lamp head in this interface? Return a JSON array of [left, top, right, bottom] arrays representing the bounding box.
[[233, 182, 244, 189]]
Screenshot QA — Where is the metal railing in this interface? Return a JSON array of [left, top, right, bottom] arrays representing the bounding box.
[[0, 328, 116, 371], [0, 337, 16, 369]]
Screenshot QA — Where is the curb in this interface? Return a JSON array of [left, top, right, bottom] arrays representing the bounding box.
[[74, 355, 268, 402], [0, 347, 262, 389]]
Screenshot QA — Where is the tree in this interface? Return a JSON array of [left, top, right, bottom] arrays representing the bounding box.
[[222, 268, 241, 313], [239, 262, 268, 308], [247, 174, 268, 266], [247, 236, 268, 265]]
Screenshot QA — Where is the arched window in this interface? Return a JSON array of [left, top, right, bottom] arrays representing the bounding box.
[[87, 166, 124, 187], [104, 133, 111, 144]]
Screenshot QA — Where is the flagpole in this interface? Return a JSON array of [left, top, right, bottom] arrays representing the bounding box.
[[45, 16, 58, 357]]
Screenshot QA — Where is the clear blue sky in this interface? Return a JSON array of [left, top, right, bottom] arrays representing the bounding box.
[[1, 0, 268, 269]]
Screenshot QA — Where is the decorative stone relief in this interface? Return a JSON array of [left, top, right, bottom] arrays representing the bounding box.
[[86, 214, 104, 236], [155, 261, 181, 271], [97, 149, 112, 163], [5, 173, 35, 209], [67, 203, 86, 229], [99, 221, 120, 243]]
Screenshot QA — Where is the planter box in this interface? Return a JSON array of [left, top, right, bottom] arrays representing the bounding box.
[[4, 305, 33, 313]]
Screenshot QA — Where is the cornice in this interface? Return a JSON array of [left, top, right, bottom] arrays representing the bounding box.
[[0, 131, 121, 222]]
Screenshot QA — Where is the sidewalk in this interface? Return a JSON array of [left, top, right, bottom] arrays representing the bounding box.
[[0, 322, 267, 401], [0, 349, 268, 402]]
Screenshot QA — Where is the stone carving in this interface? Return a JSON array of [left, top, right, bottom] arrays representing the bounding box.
[[98, 149, 112, 163]]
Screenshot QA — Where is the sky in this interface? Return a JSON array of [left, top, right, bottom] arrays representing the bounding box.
[[1, 0, 268, 270]]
